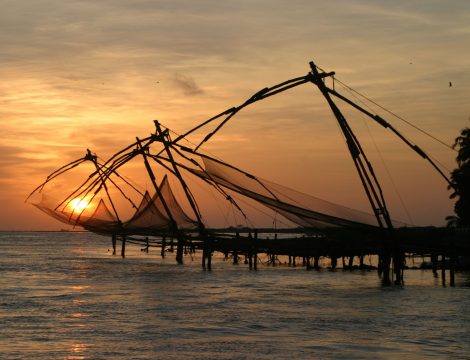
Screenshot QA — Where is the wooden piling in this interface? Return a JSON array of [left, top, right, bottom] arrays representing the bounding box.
[[331, 256, 337, 270], [161, 236, 166, 258], [207, 250, 212, 271], [381, 254, 391, 285], [450, 238, 456, 287], [233, 232, 239, 265], [313, 256, 320, 270], [176, 236, 184, 264], [348, 256, 354, 271], [111, 234, 116, 255], [253, 230, 258, 270], [121, 235, 126, 258], [233, 251, 239, 265], [253, 254, 257, 270], [144, 237, 149, 253], [393, 252, 404, 285], [450, 255, 455, 287], [431, 254, 438, 276], [202, 247, 206, 269], [441, 254, 446, 286]]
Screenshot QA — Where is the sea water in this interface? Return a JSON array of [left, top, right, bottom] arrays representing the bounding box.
[[0, 232, 469, 359]]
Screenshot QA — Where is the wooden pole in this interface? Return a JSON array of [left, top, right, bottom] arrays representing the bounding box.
[[441, 254, 446, 286], [111, 233, 116, 255], [121, 235, 126, 258], [161, 236, 166, 258], [348, 255, 354, 271], [207, 236, 212, 271], [450, 237, 455, 287], [331, 256, 337, 270], [233, 232, 239, 265], [382, 254, 391, 285], [207, 250, 212, 271], [431, 254, 438, 276], [313, 256, 320, 270], [253, 230, 258, 270], [176, 236, 184, 264], [450, 255, 455, 287], [393, 252, 404, 285], [202, 244, 206, 269]]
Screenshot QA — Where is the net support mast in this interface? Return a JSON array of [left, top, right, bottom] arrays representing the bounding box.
[[309, 61, 399, 284]]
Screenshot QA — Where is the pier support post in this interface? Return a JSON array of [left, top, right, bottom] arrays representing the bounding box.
[[202, 246, 206, 269], [253, 230, 258, 270], [233, 251, 239, 265], [450, 255, 455, 287], [381, 254, 391, 285], [348, 256, 354, 271], [393, 252, 404, 285], [233, 232, 239, 265], [207, 248, 212, 271], [313, 256, 320, 270], [441, 254, 446, 286], [207, 236, 212, 271], [176, 236, 184, 264], [161, 236, 166, 258], [306, 256, 311, 270], [121, 235, 126, 258], [331, 256, 337, 270], [111, 234, 116, 255], [431, 254, 438, 276], [449, 238, 456, 287], [207, 251, 212, 271], [144, 237, 149, 253]]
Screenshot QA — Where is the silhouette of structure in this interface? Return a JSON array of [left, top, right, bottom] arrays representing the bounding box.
[[27, 61, 468, 285]]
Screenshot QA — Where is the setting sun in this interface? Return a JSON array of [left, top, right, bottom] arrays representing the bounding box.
[[69, 197, 89, 212]]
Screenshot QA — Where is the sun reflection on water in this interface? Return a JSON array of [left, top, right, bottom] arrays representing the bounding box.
[[65, 342, 93, 360]]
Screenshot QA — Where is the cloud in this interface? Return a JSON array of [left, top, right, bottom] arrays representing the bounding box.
[[172, 73, 204, 95]]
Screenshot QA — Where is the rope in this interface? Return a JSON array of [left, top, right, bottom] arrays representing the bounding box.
[[340, 83, 414, 225], [319, 70, 456, 152]]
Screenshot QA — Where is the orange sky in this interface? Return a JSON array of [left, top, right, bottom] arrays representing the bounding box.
[[1, 1, 469, 230]]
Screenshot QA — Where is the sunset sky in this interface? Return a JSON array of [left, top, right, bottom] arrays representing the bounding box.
[[1, 0, 469, 230]]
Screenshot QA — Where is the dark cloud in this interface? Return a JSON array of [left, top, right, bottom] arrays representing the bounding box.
[[172, 73, 204, 95]]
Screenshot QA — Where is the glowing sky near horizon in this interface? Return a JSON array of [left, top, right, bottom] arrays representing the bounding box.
[[1, 0, 469, 230]]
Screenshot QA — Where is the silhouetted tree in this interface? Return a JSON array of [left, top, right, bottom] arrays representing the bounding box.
[[448, 127, 470, 227]]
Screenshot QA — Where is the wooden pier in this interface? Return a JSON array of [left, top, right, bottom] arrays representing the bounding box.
[[111, 226, 470, 286]]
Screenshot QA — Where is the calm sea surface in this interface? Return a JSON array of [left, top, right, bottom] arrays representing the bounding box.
[[0, 232, 469, 359]]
